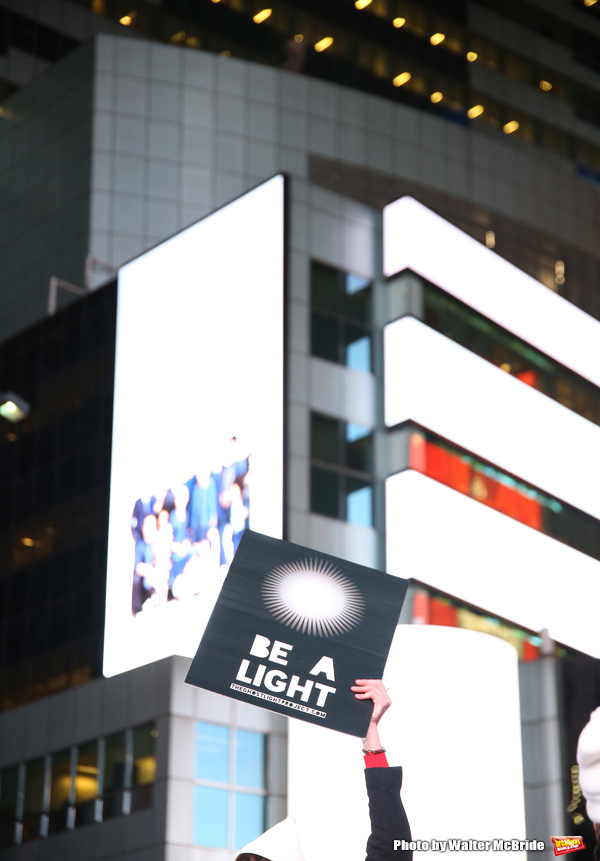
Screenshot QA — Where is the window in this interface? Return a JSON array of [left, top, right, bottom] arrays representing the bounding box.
[[193, 722, 267, 850], [21, 758, 45, 842], [0, 722, 156, 845], [310, 261, 372, 373], [0, 766, 19, 848], [102, 731, 127, 820], [74, 740, 99, 826], [310, 413, 374, 526], [48, 748, 71, 834], [131, 723, 157, 812]]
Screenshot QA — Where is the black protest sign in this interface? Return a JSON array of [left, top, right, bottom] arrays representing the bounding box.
[[185, 530, 409, 737]]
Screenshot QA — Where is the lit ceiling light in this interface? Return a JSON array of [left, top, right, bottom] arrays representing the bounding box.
[[170, 30, 186, 43], [555, 260, 565, 285], [503, 120, 520, 134], [393, 17, 406, 27], [500, 362, 512, 372], [211, 0, 221, 3], [393, 71, 411, 87], [485, 230, 496, 248], [466, 51, 478, 62], [0, 391, 30, 423], [584, 0, 598, 7], [355, 0, 372, 8], [119, 11, 136, 25], [430, 32, 445, 45], [186, 36, 200, 48], [21, 537, 35, 547], [294, 34, 304, 43], [539, 80, 552, 91], [253, 8, 272, 23], [467, 104, 484, 119], [314, 36, 334, 52], [430, 91, 443, 103]]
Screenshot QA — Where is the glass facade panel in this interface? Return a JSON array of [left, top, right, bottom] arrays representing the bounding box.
[[345, 275, 371, 323], [193, 786, 228, 848], [102, 731, 126, 820], [346, 479, 373, 527], [310, 413, 374, 525], [131, 723, 156, 812], [235, 730, 265, 790], [311, 413, 340, 464], [234, 792, 265, 848], [311, 261, 338, 311], [22, 758, 45, 842], [0, 766, 19, 848], [196, 723, 229, 784], [311, 313, 338, 363], [48, 748, 71, 834], [311, 466, 340, 519], [310, 261, 372, 373], [346, 424, 373, 473], [344, 329, 371, 372], [74, 740, 98, 827], [193, 723, 268, 850]]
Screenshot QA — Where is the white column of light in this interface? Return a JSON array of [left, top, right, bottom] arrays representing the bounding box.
[[386, 470, 600, 658], [384, 317, 600, 524], [287, 626, 527, 861], [383, 196, 600, 388]]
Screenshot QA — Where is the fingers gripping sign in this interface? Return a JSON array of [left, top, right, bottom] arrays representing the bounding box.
[[352, 679, 391, 725]]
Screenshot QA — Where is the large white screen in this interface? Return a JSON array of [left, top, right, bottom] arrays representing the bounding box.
[[385, 316, 600, 522], [289, 626, 526, 861], [386, 470, 600, 658], [383, 196, 600, 388], [103, 176, 285, 678]]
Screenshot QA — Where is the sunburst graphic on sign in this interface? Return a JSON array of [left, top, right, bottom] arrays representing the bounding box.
[[262, 558, 365, 638]]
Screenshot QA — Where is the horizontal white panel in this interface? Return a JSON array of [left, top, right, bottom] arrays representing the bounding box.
[[289, 626, 526, 861], [384, 316, 600, 522], [383, 196, 600, 389], [386, 470, 600, 658]]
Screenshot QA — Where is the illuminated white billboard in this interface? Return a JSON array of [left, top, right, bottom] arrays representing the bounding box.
[[384, 316, 600, 523], [383, 196, 600, 388], [386, 470, 600, 658], [289, 626, 526, 861], [103, 175, 285, 678]]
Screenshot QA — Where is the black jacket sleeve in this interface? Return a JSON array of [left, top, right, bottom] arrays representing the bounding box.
[[364, 766, 412, 861]]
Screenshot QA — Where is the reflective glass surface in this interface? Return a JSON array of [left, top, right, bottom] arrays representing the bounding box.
[[346, 480, 373, 527], [22, 758, 44, 842], [234, 792, 265, 848], [0, 766, 19, 848], [235, 730, 265, 789], [196, 723, 229, 784], [48, 748, 71, 833], [193, 786, 228, 848]]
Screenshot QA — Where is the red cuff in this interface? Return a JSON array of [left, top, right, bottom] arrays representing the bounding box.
[[364, 751, 389, 768]]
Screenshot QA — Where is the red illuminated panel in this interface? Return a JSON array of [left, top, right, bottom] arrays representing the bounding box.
[[522, 640, 540, 662], [515, 370, 537, 388], [411, 589, 430, 624], [429, 597, 458, 627], [409, 438, 542, 532]]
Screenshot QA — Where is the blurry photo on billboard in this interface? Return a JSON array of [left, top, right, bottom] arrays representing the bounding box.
[[103, 175, 285, 677]]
